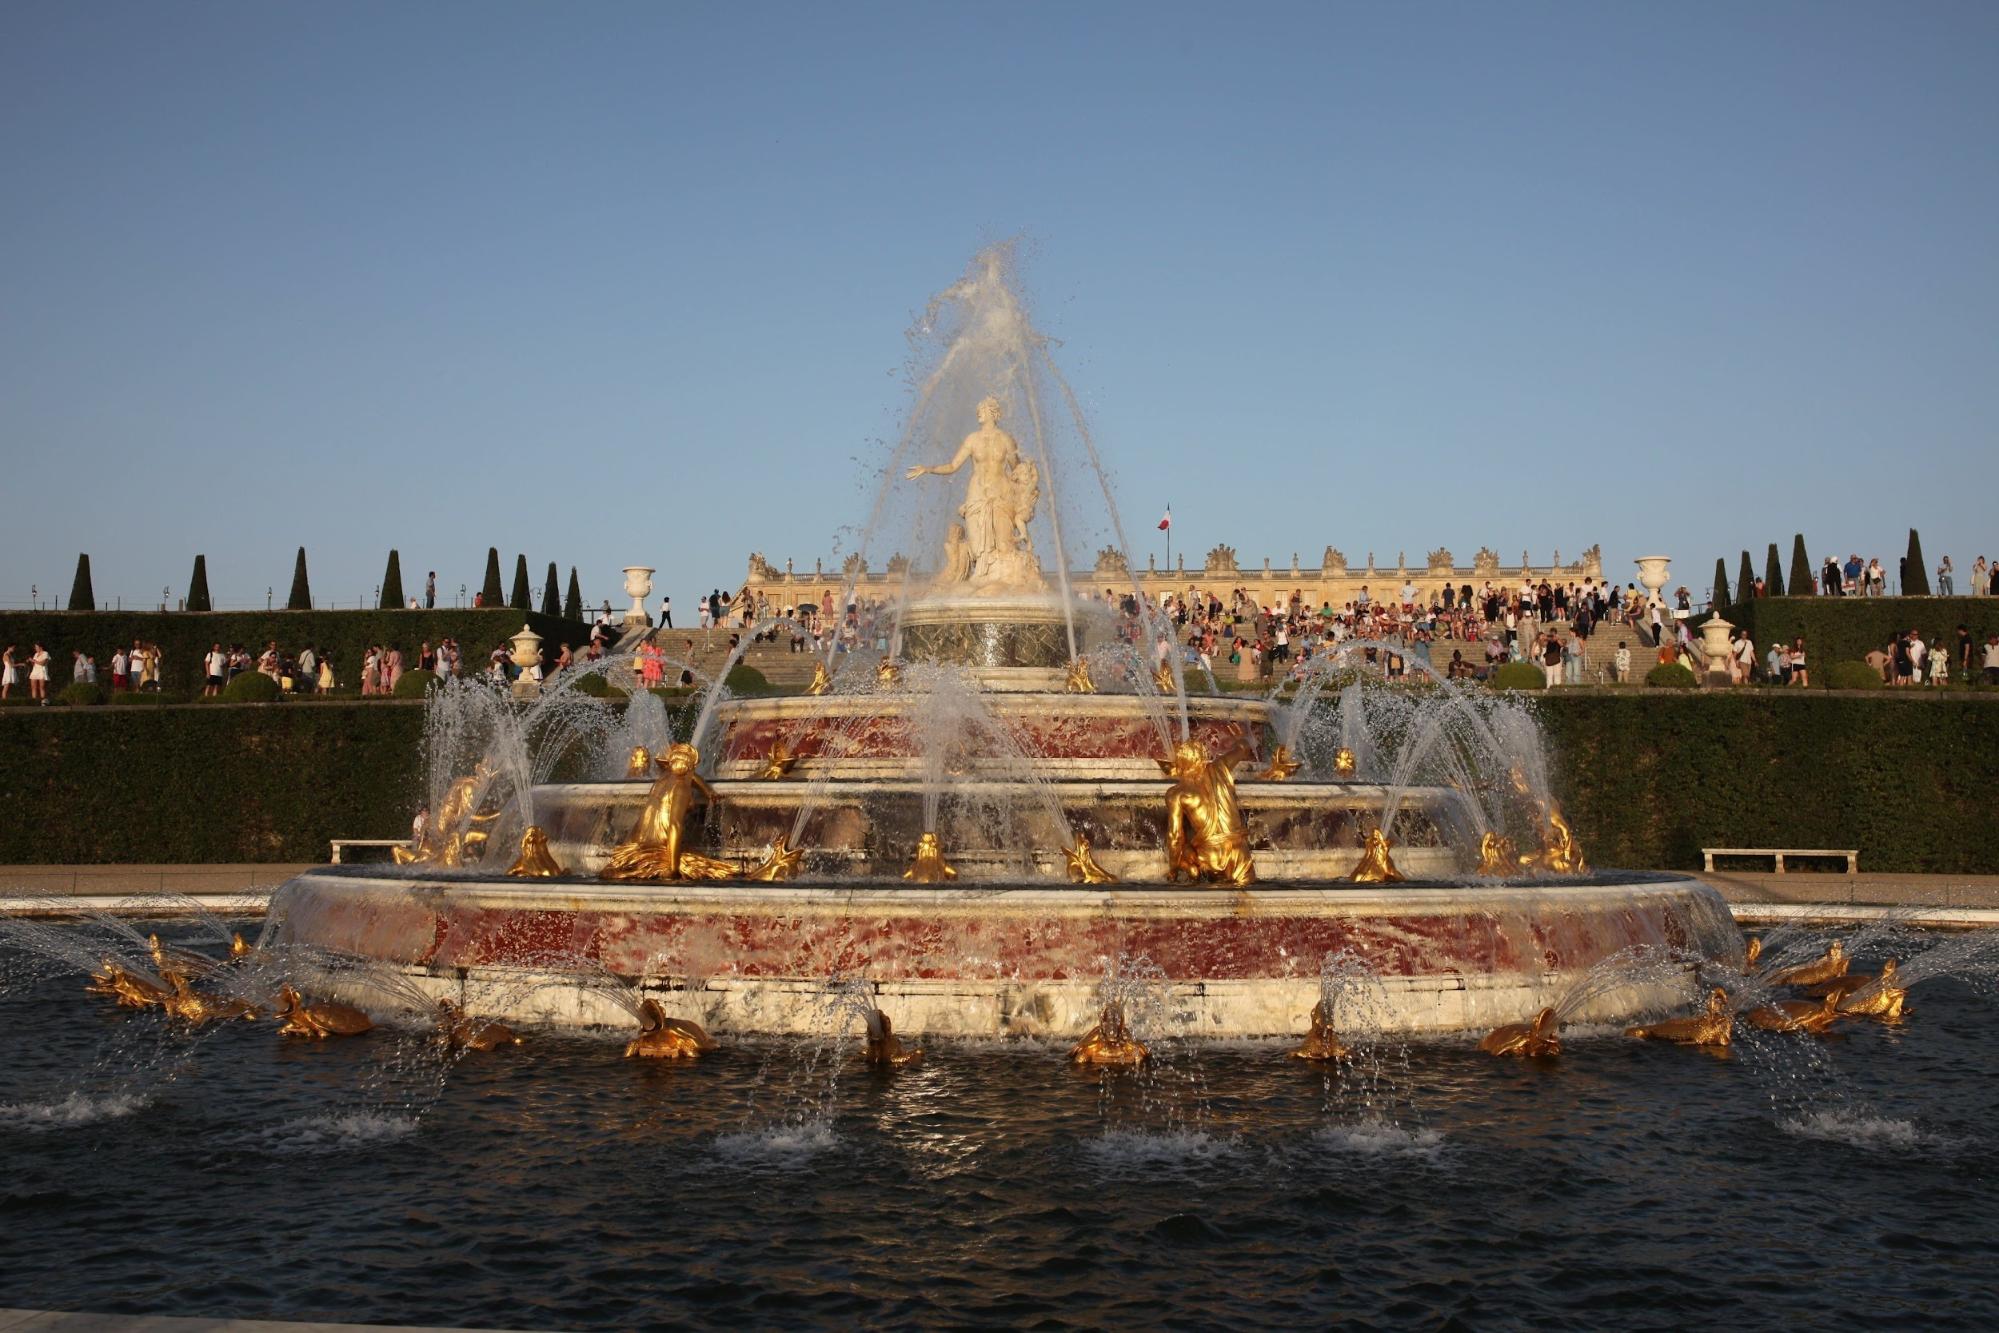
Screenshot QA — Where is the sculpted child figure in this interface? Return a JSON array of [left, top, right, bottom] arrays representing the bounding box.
[[600, 743, 737, 881], [1163, 727, 1258, 886]]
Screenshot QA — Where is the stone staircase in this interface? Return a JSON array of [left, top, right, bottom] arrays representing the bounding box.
[[1416, 617, 1653, 684], [632, 625, 826, 690]]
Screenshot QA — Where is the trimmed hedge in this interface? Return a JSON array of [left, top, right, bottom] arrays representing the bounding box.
[[221, 671, 281, 703], [1645, 662, 1697, 688], [57, 682, 108, 707], [391, 668, 440, 698], [1825, 661, 1884, 691], [0, 609, 589, 699], [1489, 662, 1545, 690], [1725, 596, 1998, 670]]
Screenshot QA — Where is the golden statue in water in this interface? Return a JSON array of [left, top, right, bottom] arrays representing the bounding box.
[[1743, 992, 1842, 1034], [1625, 987, 1732, 1048], [1064, 657, 1096, 694], [623, 998, 715, 1059], [1835, 959, 1907, 1021], [1475, 832, 1518, 877], [863, 1008, 923, 1068], [756, 741, 799, 780], [746, 838, 804, 882], [1152, 663, 1177, 695], [1288, 1000, 1348, 1061], [1742, 936, 1762, 971], [273, 985, 374, 1039], [1070, 1002, 1149, 1066], [876, 657, 903, 688], [1350, 828, 1405, 884], [161, 972, 257, 1024], [1254, 746, 1302, 782], [600, 744, 738, 881], [805, 661, 833, 696], [626, 746, 652, 778], [394, 763, 501, 867], [1063, 834, 1119, 884], [505, 826, 566, 878], [230, 932, 252, 958], [904, 831, 958, 883], [89, 962, 170, 1010], [438, 999, 522, 1051], [1332, 748, 1357, 777], [1766, 939, 1848, 988], [1164, 730, 1257, 885], [147, 933, 220, 977], [1528, 805, 1588, 875], [1480, 1007, 1563, 1057]]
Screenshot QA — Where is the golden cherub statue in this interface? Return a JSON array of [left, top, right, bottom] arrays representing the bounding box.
[[1475, 831, 1518, 877], [505, 825, 566, 877], [805, 661, 833, 696], [1254, 745, 1302, 781], [1479, 1007, 1562, 1057], [1625, 987, 1733, 1047], [746, 838, 804, 882], [1152, 662, 1177, 695], [394, 762, 501, 867], [1063, 834, 1119, 884], [626, 746, 652, 778], [1288, 999, 1348, 1061], [1332, 747, 1357, 777], [1070, 1001, 1149, 1065], [1064, 657, 1096, 694], [903, 831, 958, 883], [1350, 827, 1405, 883], [624, 998, 715, 1059], [599, 743, 737, 881], [1163, 729, 1257, 885]]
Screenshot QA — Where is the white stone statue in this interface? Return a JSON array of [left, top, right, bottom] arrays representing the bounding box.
[[905, 396, 1045, 594]]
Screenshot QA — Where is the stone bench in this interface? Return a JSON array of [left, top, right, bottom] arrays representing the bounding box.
[[1702, 847, 1858, 874], [329, 838, 411, 864]]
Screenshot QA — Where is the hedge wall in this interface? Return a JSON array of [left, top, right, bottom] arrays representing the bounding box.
[[0, 609, 589, 698], [1722, 596, 1999, 668], [2, 693, 1994, 871]]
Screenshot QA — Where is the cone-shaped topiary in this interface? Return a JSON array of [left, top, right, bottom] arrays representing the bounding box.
[[1765, 543, 1784, 596], [287, 547, 312, 610], [1712, 558, 1731, 611], [1904, 528, 1930, 596], [1787, 534, 1813, 596], [186, 555, 212, 612], [68, 554, 95, 612], [510, 554, 532, 611], [564, 567, 583, 622], [480, 548, 504, 607], [380, 550, 405, 609], [1736, 551, 1754, 604], [540, 562, 561, 617]]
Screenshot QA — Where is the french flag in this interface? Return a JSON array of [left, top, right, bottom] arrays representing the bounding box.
[[1158, 505, 1172, 531]]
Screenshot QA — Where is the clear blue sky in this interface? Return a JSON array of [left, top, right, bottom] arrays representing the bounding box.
[[3, 1, 1994, 610]]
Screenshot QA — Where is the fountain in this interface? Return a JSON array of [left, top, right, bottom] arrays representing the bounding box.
[[259, 244, 1739, 1043]]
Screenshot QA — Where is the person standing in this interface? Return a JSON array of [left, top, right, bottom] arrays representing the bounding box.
[[1613, 641, 1631, 684], [110, 645, 129, 692], [660, 595, 672, 629], [425, 571, 437, 609], [1973, 556, 1988, 596], [1790, 637, 1809, 687], [298, 644, 318, 695], [1937, 556, 1955, 596], [1, 645, 16, 701], [1732, 630, 1755, 685], [1985, 633, 1999, 685], [1541, 632, 1563, 688], [27, 643, 51, 703], [203, 643, 227, 697], [385, 645, 405, 693]]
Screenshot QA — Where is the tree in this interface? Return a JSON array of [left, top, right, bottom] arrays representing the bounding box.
[[510, 554, 532, 611], [1787, 534, 1813, 596], [67, 554, 95, 612], [380, 550, 405, 609], [540, 561, 561, 617], [1904, 528, 1930, 596], [564, 567, 583, 622], [1736, 551, 1754, 605], [287, 547, 312, 611], [186, 554, 212, 612], [1765, 543, 1784, 595], [480, 548, 504, 607], [1712, 558, 1731, 611]]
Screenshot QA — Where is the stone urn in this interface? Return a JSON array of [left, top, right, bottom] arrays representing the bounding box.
[[509, 624, 544, 699], [621, 566, 655, 627], [1633, 556, 1672, 609], [1697, 615, 1735, 685]]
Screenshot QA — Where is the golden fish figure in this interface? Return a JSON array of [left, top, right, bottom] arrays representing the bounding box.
[[438, 1000, 522, 1051], [505, 825, 567, 878], [1254, 745, 1302, 782], [160, 971, 258, 1024], [746, 838, 804, 882], [1070, 1002, 1149, 1066], [1332, 747, 1357, 777], [1765, 939, 1848, 988], [90, 963, 170, 1010], [1743, 992, 1842, 1034], [393, 764, 500, 867], [1063, 834, 1119, 884], [1479, 1006, 1563, 1057], [600, 744, 737, 882], [1164, 731, 1257, 885], [756, 741, 799, 780], [623, 998, 715, 1059], [904, 831, 958, 883], [1475, 831, 1518, 877], [1152, 662, 1177, 695], [876, 657, 903, 687], [1064, 657, 1096, 694], [863, 1009, 923, 1068], [1625, 987, 1733, 1048], [626, 746, 653, 778], [805, 661, 833, 696], [1288, 999, 1348, 1061], [1350, 827, 1406, 884], [147, 933, 218, 977], [273, 984, 374, 1039], [1834, 959, 1908, 1021]]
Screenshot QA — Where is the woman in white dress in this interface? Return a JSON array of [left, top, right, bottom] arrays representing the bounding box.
[[28, 643, 51, 703], [0, 646, 16, 700]]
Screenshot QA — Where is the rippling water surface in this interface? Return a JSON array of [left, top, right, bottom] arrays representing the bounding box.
[[2, 941, 1996, 1329]]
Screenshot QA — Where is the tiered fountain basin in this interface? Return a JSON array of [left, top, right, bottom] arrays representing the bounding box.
[[265, 871, 1737, 1039]]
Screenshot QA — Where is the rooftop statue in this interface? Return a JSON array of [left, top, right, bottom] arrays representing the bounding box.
[[905, 396, 1045, 594]]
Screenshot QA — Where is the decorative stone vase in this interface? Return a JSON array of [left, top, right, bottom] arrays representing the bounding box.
[[510, 625, 544, 699], [1697, 615, 1735, 684], [1634, 556, 1672, 607], [621, 567, 655, 626]]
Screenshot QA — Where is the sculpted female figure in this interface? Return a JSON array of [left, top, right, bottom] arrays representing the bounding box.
[[905, 396, 1043, 591]]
